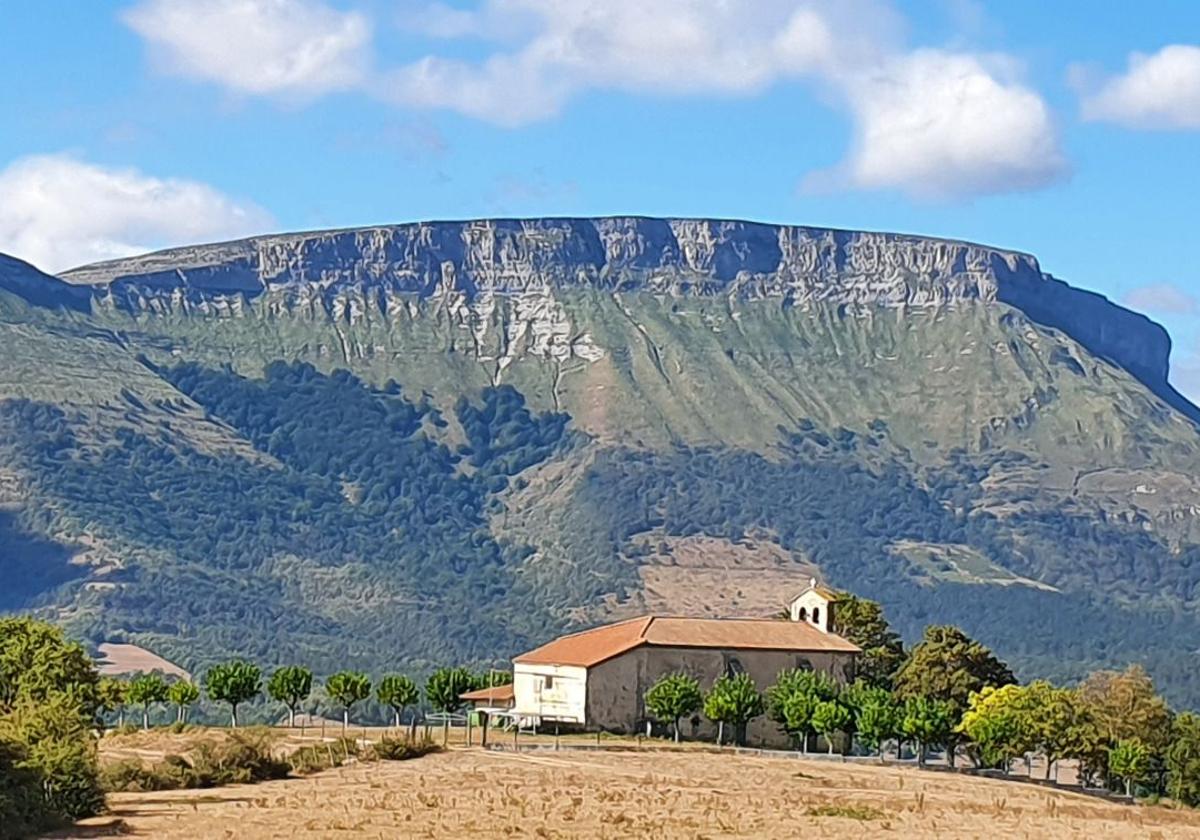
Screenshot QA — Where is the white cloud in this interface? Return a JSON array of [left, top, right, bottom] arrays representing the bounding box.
[[831, 50, 1066, 199], [0, 155, 274, 273], [117, 0, 1066, 200], [1123, 283, 1198, 315], [381, 0, 1064, 199], [383, 1, 845, 127], [122, 0, 370, 98], [1078, 45, 1200, 130]]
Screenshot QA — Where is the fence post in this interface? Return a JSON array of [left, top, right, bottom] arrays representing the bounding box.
[[513, 725, 519, 752], [467, 714, 473, 747], [555, 725, 560, 751]]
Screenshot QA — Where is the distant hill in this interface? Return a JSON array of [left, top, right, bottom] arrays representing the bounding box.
[[4, 217, 1200, 702]]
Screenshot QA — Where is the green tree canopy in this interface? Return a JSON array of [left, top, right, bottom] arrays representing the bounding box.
[[0, 618, 104, 833], [958, 684, 1034, 770], [205, 660, 261, 727], [900, 696, 956, 766], [811, 700, 852, 755], [126, 673, 169, 730], [0, 617, 98, 717], [1166, 712, 1200, 807], [267, 665, 313, 728], [166, 681, 200, 724], [96, 676, 128, 728], [377, 675, 420, 727], [425, 667, 475, 714], [855, 693, 902, 755], [766, 668, 837, 750], [1109, 738, 1151, 798], [831, 593, 906, 688], [473, 670, 513, 689], [645, 672, 703, 742], [704, 673, 764, 746], [893, 625, 1015, 713], [1078, 665, 1172, 753], [325, 671, 371, 732]]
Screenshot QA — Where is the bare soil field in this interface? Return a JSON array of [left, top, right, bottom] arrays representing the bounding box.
[[61, 734, 1200, 839], [95, 643, 190, 680]]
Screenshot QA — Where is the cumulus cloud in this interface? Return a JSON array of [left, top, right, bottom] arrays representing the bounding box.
[[122, 0, 371, 98], [382, 0, 1065, 199], [1078, 45, 1200, 130], [831, 50, 1066, 199], [0, 155, 274, 272], [383, 1, 883, 123], [1123, 283, 1198, 315], [118, 0, 1066, 200]]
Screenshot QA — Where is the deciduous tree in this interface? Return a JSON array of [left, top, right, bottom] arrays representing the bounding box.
[[855, 693, 902, 758], [126, 673, 169, 730], [96, 677, 128, 729], [704, 673, 764, 747], [958, 684, 1032, 771], [267, 666, 313, 728], [1078, 665, 1172, 754], [325, 671, 371, 734], [377, 674, 420, 727], [425, 667, 474, 715], [1109, 738, 1151, 798], [893, 625, 1014, 766], [831, 593, 906, 688], [0, 617, 98, 716], [205, 661, 261, 728], [166, 680, 200, 724], [766, 669, 836, 752], [1166, 712, 1200, 806], [811, 700, 852, 755], [645, 672, 703, 742], [900, 696, 955, 766]]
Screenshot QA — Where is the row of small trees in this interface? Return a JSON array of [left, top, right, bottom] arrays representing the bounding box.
[[642, 595, 1200, 804], [99, 663, 509, 732]]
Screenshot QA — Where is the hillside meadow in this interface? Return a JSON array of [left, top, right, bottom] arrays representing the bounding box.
[[50, 729, 1200, 839]]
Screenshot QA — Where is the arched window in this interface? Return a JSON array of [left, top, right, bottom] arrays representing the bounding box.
[[724, 655, 745, 677], [797, 607, 808, 621], [813, 607, 821, 625]]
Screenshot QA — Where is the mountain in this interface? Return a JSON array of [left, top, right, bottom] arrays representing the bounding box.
[[4, 217, 1200, 702]]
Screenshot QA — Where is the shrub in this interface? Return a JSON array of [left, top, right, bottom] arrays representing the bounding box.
[[286, 736, 368, 776], [100, 757, 191, 793], [373, 736, 441, 761], [189, 730, 289, 787], [101, 731, 289, 793], [0, 694, 105, 830]]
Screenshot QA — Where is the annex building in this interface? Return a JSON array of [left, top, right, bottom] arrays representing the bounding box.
[[510, 580, 859, 746]]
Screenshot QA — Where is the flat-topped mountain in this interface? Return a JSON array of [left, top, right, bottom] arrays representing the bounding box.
[[3, 217, 1200, 702]]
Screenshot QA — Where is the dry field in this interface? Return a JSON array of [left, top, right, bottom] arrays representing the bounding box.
[[57, 732, 1200, 839]]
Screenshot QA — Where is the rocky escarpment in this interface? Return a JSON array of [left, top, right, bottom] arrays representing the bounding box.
[[54, 217, 1192, 420], [0, 254, 91, 313]]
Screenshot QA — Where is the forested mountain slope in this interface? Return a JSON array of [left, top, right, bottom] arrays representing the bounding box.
[[4, 218, 1200, 702]]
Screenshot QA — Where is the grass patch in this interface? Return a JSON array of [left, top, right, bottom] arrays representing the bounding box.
[[806, 803, 887, 821]]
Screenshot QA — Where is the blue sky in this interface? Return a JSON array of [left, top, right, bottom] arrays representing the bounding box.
[[2, 1, 1199, 396]]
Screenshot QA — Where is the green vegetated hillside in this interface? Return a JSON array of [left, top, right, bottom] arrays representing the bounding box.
[[4, 218, 1200, 703]]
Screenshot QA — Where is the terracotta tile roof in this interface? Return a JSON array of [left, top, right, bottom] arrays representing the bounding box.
[[514, 616, 858, 668], [514, 616, 653, 668], [458, 683, 514, 703]]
